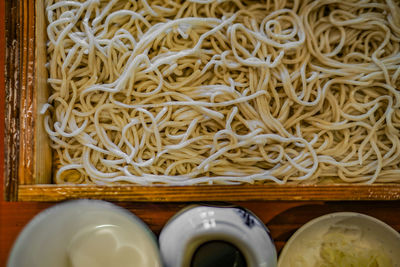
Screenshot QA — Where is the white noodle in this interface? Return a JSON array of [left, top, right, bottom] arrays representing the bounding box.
[[44, 0, 400, 185]]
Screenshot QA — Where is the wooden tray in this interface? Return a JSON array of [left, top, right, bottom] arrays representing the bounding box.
[[5, 0, 400, 201]]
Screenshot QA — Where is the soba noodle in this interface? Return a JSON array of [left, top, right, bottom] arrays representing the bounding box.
[[43, 0, 400, 185]]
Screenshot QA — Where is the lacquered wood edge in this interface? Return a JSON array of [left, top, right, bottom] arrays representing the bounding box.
[[34, 0, 52, 184], [4, 0, 21, 201], [17, 184, 400, 202], [18, 0, 36, 185], [4, 0, 37, 201]]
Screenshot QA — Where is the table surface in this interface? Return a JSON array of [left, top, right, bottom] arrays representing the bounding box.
[[1, 1, 400, 266]]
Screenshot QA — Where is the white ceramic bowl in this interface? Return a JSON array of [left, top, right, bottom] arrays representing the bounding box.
[[278, 212, 400, 267], [159, 204, 277, 267], [7, 199, 161, 267]]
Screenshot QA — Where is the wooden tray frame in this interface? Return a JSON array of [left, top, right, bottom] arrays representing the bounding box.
[[4, 0, 400, 201]]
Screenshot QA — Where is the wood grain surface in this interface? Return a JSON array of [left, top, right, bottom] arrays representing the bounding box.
[[17, 184, 400, 202], [1, 1, 400, 266], [2, 198, 400, 265], [4, 0, 19, 201]]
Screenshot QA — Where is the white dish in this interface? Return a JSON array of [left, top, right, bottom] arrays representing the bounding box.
[[7, 199, 161, 267], [278, 212, 400, 267], [159, 204, 277, 267]]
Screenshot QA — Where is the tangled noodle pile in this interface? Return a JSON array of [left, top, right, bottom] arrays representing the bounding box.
[[43, 0, 400, 185]]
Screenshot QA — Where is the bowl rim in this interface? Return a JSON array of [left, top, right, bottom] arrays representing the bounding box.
[[7, 199, 160, 267], [278, 211, 400, 266]]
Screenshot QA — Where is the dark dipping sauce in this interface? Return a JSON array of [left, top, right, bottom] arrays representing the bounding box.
[[190, 240, 247, 267]]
